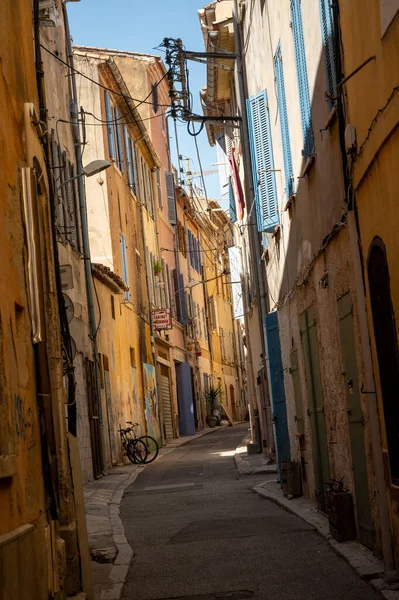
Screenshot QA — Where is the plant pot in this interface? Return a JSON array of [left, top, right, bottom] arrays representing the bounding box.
[[206, 416, 218, 428], [186, 344, 193, 352]]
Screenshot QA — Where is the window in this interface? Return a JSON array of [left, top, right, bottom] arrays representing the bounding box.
[[111, 295, 115, 320], [130, 347, 136, 367], [145, 248, 155, 306], [50, 131, 82, 251], [247, 91, 279, 233], [152, 82, 159, 114], [104, 91, 124, 170], [274, 44, 294, 198], [165, 171, 177, 224], [188, 230, 202, 274], [290, 0, 314, 159], [172, 269, 188, 325], [140, 157, 155, 217], [113, 107, 124, 172], [123, 125, 137, 194], [156, 169, 162, 209], [104, 91, 116, 160], [120, 233, 130, 301], [318, 0, 336, 107], [177, 222, 186, 256]]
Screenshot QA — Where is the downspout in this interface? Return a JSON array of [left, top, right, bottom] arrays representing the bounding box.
[[232, 0, 270, 445], [334, 1, 393, 570], [63, 2, 105, 472]]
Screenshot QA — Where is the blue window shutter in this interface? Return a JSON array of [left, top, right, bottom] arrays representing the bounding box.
[[290, 0, 314, 159], [229, 177, 237, 223], [274, 45, 294, 199], [247, 91, 279, 234], [104, 91, 116, 160], [120, 233, 130, 301], [318, 0, 336, 107], [114, 108, 123, 171]]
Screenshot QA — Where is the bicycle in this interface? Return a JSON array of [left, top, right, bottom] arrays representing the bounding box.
[[118, 426, 148, 464], [126, 421, 159, 464]]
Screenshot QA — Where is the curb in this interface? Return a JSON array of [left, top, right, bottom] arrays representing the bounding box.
[[94, 426, 224, 600], [253, 481, 399, 599], [234, 438, 278, 476]]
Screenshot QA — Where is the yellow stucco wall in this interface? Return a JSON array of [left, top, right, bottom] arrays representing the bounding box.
[[339, 0, 399, 565]]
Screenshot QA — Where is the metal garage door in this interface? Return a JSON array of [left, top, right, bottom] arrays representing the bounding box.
[[160, 365, 174, 439]]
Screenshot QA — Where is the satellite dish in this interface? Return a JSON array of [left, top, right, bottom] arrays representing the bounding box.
[[63, 293, 74, 323]]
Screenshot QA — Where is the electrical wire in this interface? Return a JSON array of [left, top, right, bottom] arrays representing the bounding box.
[[40, 44, 171, 108], [50, 110, 168, 129]]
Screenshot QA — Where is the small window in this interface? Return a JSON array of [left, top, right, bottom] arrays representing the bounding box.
[[111, 295, 115, 320], [120, 233, 130, 301], [156, 169, 162, 210], [130, 347, 136, 367], [152, 83, 159, 114]]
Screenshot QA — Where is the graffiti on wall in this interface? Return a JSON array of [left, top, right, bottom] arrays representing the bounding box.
[[143, 363, 160, 442], [14, 394, 36, 449]]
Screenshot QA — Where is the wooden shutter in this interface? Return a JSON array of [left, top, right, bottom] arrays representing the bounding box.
[[247, 91, 279, 233], [274, 45, 294, 199], [165, 171, 177, 224], [120, 233, 130, 301], [290, 0, 314, 158], [318, 0, 336, 108], [104, 91, 116, 160], [123, 125, 135, 191], [114, 108, 123, 171]]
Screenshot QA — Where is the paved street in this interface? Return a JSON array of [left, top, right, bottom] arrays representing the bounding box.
[[120, 424, 378, 600]]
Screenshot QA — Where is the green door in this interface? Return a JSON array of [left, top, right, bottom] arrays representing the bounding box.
[[290, 349, 304, 436], [300, 307, 330, 511], [337, 292, 374, 548]]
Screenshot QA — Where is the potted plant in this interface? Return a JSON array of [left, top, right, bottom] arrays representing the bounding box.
[[204, 384, 223, 427], [153, 260, 163, 278]]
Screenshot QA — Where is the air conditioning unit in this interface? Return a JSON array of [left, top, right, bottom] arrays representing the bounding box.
[[39, 0, 62, 27]]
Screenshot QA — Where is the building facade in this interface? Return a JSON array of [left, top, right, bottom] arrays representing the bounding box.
[[338, 0, 399, 569], [0, 1, 91, 597], [198, 0, 399, 566]]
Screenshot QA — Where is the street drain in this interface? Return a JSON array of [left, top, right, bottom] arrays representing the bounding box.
[[151, 591, 254, 600]]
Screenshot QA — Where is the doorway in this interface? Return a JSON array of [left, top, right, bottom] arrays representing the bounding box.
[[337, 292, 374, 547], [368, 239, 399, 485], [300, 307, 330, 512]]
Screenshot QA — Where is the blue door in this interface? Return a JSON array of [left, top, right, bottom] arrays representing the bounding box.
[[175, 362, 196, 436], [265, 312, 291, 475]]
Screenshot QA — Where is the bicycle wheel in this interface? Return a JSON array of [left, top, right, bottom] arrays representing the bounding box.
[[126, 439, 148, 464], [138, 435, 159, 464]]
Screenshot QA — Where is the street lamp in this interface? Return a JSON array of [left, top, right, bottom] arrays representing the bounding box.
[[55, 159, 111, 194]]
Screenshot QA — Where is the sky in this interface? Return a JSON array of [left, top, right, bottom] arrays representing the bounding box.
[[67, 0, 224, 202]]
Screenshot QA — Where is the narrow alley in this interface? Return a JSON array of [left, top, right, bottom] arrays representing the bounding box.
[[1, 0, 399, 598], [120, 426, 377, 600]]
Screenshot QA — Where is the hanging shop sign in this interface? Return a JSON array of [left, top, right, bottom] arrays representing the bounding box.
[[152, 309, 172, 331]]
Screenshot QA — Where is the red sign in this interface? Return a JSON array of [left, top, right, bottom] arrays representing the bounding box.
[[152, 309, 172, 331]]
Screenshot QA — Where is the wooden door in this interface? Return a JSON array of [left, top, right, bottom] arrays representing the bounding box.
[[338, 292, 374, 548], [85, 359, 103, 479], [300, 307, 330, 511]]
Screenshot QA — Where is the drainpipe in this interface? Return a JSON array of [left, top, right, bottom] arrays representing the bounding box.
[[232, 0, 270, 447], [63, 3, 105, 472]]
